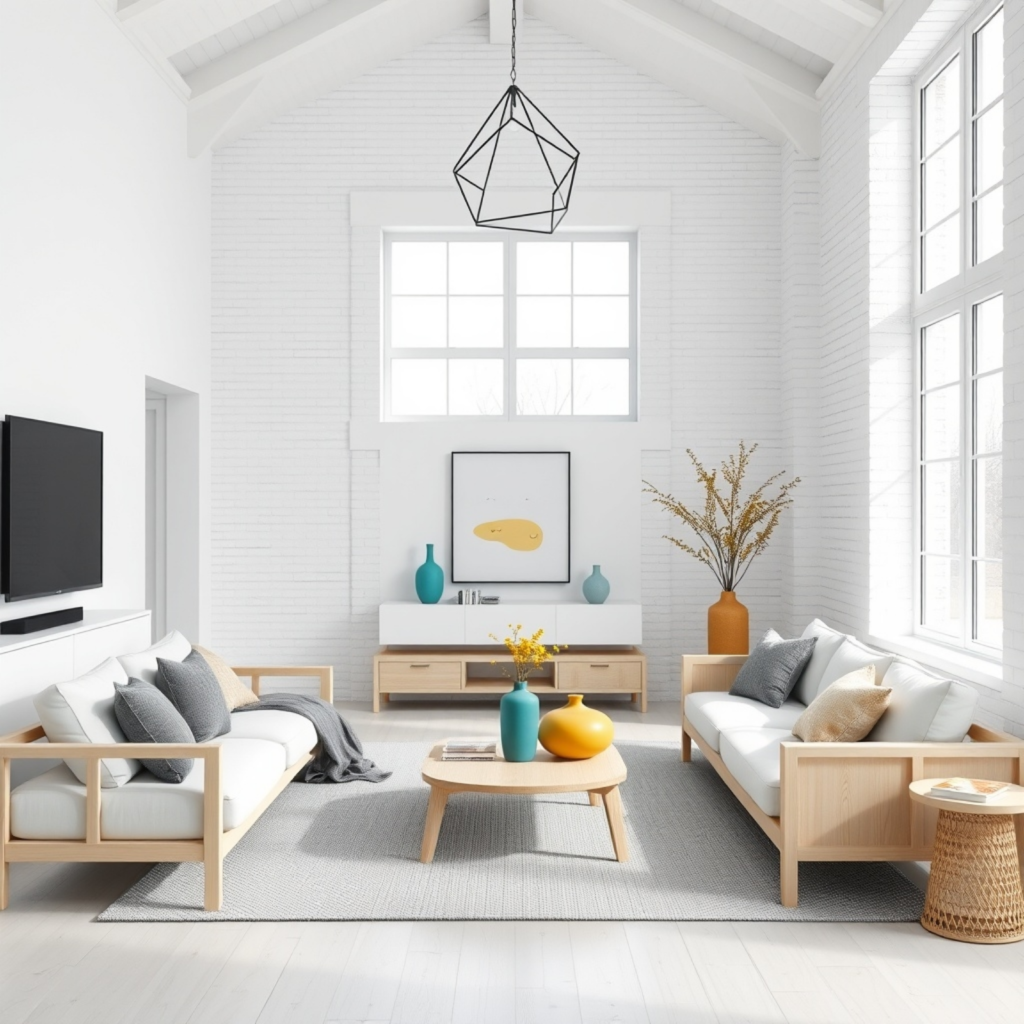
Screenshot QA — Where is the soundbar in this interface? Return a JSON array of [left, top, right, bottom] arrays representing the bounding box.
[[1, 606, 84, 635]]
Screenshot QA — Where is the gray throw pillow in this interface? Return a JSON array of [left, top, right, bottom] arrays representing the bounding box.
[[113, 678, 195, 783], [730, 629, 817, 708], [156, 650, 231, 742]]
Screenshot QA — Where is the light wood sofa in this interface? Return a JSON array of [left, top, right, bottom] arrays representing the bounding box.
[[682, 654, 1024, 907], [0, 665, 332, 913]]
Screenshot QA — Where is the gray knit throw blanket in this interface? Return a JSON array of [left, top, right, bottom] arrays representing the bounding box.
[[233, 693, 392, 784]]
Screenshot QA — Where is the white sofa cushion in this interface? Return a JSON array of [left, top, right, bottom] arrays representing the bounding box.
[[117, 630, 192, 686], [684, 691, 805, 753], [32, 657, 140, 788], [794, 619, 848, 705], [817, 636, 894, 695], [869, 657, 978, 742], [223, 709, 317, 765], [719, 728, 798, 817], [10, 737, 286, 840]]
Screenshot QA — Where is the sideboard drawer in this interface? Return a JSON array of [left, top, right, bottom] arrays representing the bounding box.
[[557, 661, 642, 692], [378, 661, 462, 692]]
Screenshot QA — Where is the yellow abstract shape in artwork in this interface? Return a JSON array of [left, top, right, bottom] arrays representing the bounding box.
[[473, 519, 543, 551]]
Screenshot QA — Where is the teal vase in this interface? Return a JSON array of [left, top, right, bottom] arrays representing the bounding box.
[[582, 565, 610, 605], [500, 681, 540, 762], [415, 544, 444, 604]]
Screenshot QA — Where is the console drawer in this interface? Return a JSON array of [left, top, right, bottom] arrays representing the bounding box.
[[378, 661, 462, 692], [557, 661, 642, 692]]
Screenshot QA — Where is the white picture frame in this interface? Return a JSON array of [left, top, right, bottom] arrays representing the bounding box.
[[451, 451, 570, 583]]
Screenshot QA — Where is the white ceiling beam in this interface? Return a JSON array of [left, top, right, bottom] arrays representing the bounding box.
[[188, 80, 262, 157], [531, 0, 821, 154], [189, 0, 487, 148], [186, 0, 402, 101], [489, 0, 514, 44], [117, 0, 284, 57], [535, 0, 821, 108], [610, 0, 820, 106], [815, 0, 883, 28], [706, 0, 851, 63]]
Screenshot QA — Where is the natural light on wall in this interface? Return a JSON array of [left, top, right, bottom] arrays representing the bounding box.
[[382, 234, 637, 420], [915, 2, 1003, 655]]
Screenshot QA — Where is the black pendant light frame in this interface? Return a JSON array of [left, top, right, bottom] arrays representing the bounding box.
[[453, 1, 579, 234]]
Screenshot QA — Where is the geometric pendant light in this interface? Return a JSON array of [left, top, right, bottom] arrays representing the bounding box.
[[453, 1, 579, 233]]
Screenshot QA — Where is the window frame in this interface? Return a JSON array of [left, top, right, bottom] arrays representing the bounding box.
[[381, 230, 638, 422], [912, 0, 1004, 657]]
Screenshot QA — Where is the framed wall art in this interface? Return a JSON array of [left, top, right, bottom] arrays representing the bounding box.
[[451, 451, 570, 583]]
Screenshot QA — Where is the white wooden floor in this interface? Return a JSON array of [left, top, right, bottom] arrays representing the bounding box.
[[5, 699, 1024, 1024]]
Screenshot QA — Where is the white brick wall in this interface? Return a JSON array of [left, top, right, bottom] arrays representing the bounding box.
[[1002, 0, 1024, 731], [211, 15, 787, 701]]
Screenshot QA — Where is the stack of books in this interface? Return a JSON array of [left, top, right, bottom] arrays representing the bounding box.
[[441, 738, 498, 761], [929, 777, 1011, 803]]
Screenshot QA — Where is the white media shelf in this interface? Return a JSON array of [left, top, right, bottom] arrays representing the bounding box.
[[378, 601, 643, 647]]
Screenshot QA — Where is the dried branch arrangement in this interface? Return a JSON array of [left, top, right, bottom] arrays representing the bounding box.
[[643, 442, 800, 592]]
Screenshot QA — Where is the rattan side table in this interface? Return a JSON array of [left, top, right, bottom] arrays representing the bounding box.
[[909, 779, 1024, 944]]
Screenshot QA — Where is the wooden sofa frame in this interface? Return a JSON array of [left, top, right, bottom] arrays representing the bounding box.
[[0, 665, 332, 913], [682, 654, 1024, 907]]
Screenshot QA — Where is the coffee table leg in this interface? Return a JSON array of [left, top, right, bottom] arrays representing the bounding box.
[[588, 791, 601, 807], [420, 786, 449, 864], [601, 786, 629, 863]]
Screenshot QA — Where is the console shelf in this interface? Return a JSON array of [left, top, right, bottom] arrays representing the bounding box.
[[372, 646, 647, 712]]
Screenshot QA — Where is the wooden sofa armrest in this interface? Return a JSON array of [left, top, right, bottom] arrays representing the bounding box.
[[231, 665, 334, 703], [0, 738, 224, 894], [681, 654, 748, 698], [778, 735, 1024, 902]]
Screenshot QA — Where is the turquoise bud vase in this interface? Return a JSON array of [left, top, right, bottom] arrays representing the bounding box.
[[415, 544, 444, 604], [500, 680, 540, 762], [582, 564, 610, 604]]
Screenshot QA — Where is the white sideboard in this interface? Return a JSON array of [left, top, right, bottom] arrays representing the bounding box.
[[0, 610, 152, 784], [379, 602, 643, 646]]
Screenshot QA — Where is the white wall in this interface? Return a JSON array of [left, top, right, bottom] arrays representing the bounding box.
[[0, 0, 211, 638], [210, 15, 788, 700]]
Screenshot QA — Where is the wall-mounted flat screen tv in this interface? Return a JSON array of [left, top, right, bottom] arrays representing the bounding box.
[[1, 416, 103, 602]]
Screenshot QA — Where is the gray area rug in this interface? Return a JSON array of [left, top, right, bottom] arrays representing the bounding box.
[[99, 741, 924, 922]]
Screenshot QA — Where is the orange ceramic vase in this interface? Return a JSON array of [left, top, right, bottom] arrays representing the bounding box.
[[707, 590, 749, 654], [538, 694, 614, 760]]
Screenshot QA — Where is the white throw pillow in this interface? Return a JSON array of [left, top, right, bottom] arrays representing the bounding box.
[[33, 657, 140, 788], [868, 657, 978, 742], [817, 636, 894, 695], [794, 619, 849, 705], [117, 630, 192, 686]]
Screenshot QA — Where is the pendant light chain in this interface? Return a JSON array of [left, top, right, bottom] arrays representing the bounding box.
[[510, 0, 517, 85]]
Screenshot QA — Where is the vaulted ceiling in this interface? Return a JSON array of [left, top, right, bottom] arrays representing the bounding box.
[[99, 0, 893, 157]]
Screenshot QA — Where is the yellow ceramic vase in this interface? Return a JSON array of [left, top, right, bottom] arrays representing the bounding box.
[[538, 694, 614, 760], [707, 590, 749, 654]]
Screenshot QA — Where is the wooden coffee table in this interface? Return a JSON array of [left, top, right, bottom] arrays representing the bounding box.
[[419, 743, 628, 864]]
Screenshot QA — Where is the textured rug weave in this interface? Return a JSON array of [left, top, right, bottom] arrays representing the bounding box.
[[99, 741, 924, 922]]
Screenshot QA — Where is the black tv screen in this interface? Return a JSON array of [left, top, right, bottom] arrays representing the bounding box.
[[1, 416, 103, 602]]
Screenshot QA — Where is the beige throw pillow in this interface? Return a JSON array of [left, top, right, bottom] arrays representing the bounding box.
[[192, 646, 260, 710], [793, 665, 891, 742]]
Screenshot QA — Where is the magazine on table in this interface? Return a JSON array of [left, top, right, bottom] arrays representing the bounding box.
[[929, 778, 1011, 803]]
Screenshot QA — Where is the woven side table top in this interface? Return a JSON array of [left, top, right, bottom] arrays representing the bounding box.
[[910, 780, 1024, 944]]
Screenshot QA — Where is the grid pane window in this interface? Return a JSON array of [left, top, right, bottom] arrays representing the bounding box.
[[920, 314, 963, 639], [384, 234, 636, 420], [920, 57, 961, 291], [973, 8, 1004, 265], [973, 295, 1003, 647], [915, 3, 1003, 656]]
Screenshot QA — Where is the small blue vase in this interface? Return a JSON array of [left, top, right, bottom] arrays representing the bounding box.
[[415, 544, 444, 604], [500, 680, 540, 762], [582, 564, 610, 604]]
